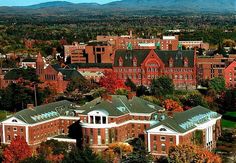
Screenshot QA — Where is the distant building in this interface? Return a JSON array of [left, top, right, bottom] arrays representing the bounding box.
[[64, 42, 87, 64], [36, 53, 84, 93], [0, 96, 222, 156], [197, 54, 236, 88], [69, 63, 113, 82], [113, 49, 197, 89], [20, 58, 36, 68], [97, 35, 179, 50], [179, 41, 209, 50]]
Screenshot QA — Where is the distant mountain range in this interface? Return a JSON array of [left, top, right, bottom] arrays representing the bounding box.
[[0, 0, 235, 16]]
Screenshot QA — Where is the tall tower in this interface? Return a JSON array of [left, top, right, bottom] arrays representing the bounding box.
[[36, 52, 44, 81]]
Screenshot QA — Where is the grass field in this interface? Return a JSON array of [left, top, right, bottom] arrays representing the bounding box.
[[222, 119, 236, 128], [224, 111, 236, 118]]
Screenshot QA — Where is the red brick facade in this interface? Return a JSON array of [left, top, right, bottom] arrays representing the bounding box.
[[113, 49, 197, 89]]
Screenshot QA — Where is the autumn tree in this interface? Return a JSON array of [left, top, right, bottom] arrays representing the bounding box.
[[3, 136, 32, 163], [103, 142, 133, 163], [168, 144, 221, 163], [150, 76, 174, 97], [162, 99, 183, 112], [99, 71, 128, 94]]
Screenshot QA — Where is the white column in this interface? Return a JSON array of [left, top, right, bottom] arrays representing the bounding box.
[[2, 123, 5, 143], [100, 116, 102, 124], [26, 126, 29, 143], [106, 116, 108, 124], [148, 133, 151, 152], [88, 116, 90, 124], [176, 135, 179, 145], [93, 116, 95, 124]]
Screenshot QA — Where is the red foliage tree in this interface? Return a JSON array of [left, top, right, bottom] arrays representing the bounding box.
[[99, 71, 129, 94], [162, 99, 183, 112], [3, 136, 32, 163]]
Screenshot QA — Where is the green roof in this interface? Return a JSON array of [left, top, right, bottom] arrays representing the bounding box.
[[147, 106, 221, 133], [155, 50, 194, 67], [80, 95, 164, 116], [114, 49, 195, 67], [5, 100, 76, 124], [51, 64, 84, 81], [114, 49, 150, 67], [69, 63, 112, 69], [22, 58, 36, 62]]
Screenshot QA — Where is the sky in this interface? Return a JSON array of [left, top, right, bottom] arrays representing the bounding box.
[[0, 0, 117, 6]]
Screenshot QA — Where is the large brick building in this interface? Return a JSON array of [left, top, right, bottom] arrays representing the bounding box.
[[97, 35, 179, 50], [36, 53, 84, 93], [0, 95, 222, 156], [113, 49, 197, 89], [197, 54, 236, 87]]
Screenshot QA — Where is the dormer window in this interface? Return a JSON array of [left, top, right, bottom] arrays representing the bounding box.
[[184, 57, 189, 67], [119, 57, 123, 67], [133, 57, 137, 67], [169, 57, 174, 67]]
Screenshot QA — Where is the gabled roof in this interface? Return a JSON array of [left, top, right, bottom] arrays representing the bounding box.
[[114, 49, 150, 67], [147, 106, 221, 133], [2, 100, 76, 124], [69, 63, 112, 69], [155, 50, 195, 67], [80, 95, 164, 116], [114, 49, 195, 67], [51, 64, 84, 81]]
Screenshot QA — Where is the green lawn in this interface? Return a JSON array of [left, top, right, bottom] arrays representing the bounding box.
[[222, 119, 236, 128], [224, 112, 236, 118]]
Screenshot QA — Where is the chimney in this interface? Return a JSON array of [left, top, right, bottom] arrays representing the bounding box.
[[101, 93, 112, 102], [127, 92, 135, 100], [27, 104, 34, 110]]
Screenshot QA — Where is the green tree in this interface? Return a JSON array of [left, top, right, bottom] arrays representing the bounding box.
[[115, 89, 129, 96], [150, 76, 174, 97], [20, 156, 49, 163], [209, 77, 225, 93], [122, 138, 152, 163], [62, 147, 104, 163]]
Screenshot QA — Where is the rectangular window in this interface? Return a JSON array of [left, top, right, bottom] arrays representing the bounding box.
[[153, 144, 157, 151], [170, 136, 173, 143], [102, 117, 106, 124], [154, 136, 156, 141], [98, 129, 101, 136]]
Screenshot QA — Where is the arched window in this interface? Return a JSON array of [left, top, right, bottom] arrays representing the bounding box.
[[161, 144, 166, 153], [119, 57, 123, 67], [133, 57, 137, 67], [160, 128, 167, 131], [12, 119, 18, 122]]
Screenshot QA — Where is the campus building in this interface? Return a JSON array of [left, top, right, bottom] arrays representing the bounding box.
[[197, 54, 236, 88], [36, 53, 84, 93], [0, 95, 222, 156], [113, 49, 197, 89]]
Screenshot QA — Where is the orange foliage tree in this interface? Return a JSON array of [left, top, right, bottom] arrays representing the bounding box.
[[102, 142, 133, 162], [169, 144, 221, 163], [99, 71, 129, 94], [3, 136, 32, 163], [162, 99, 183, 112]]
